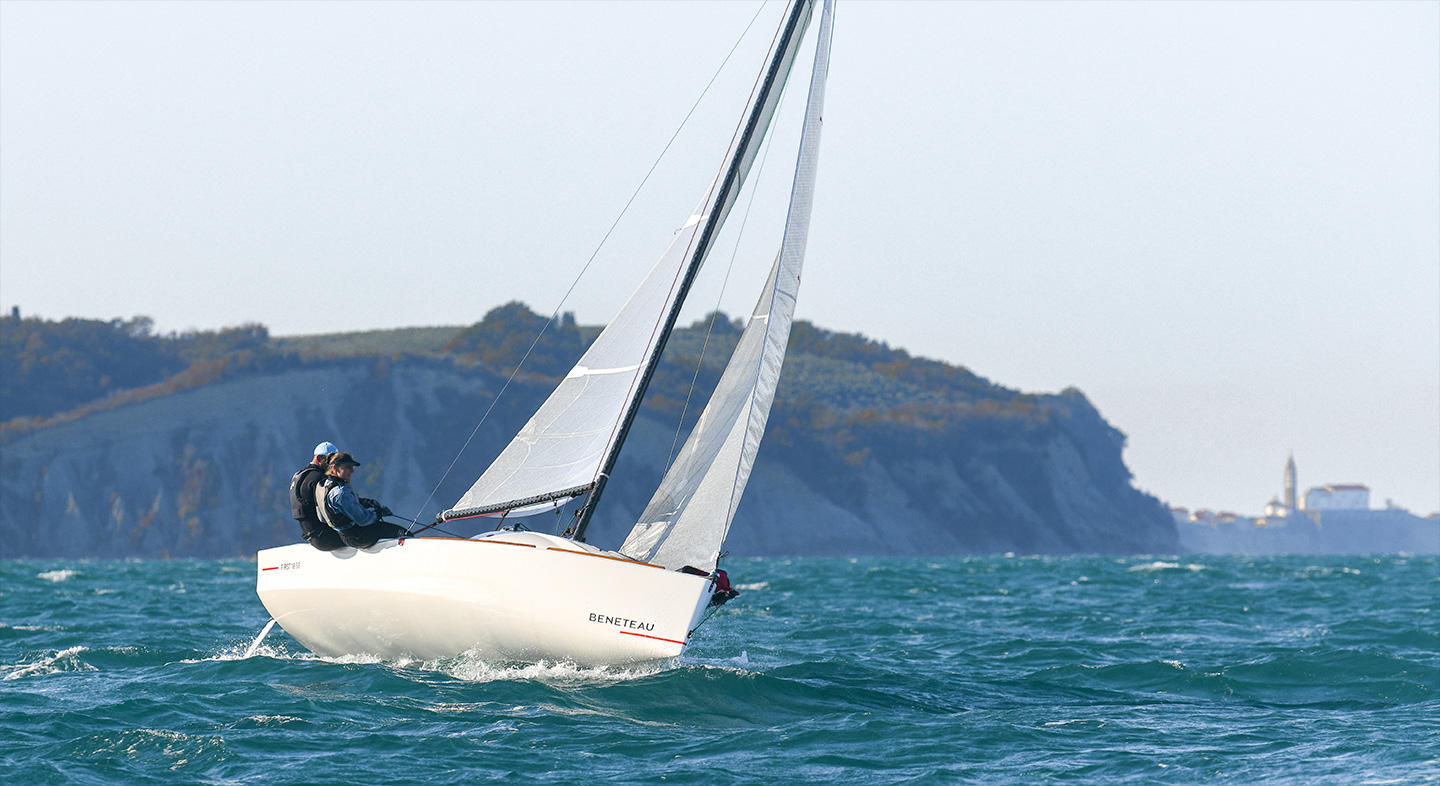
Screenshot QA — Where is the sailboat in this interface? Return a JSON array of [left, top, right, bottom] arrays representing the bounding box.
[[255, 0, 835, 667]]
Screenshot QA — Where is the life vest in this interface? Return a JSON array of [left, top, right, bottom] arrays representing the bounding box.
[[289, 465, 324, 523], [315, 475, 354, 531]]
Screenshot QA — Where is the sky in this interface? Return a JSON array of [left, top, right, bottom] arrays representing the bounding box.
[[2, 0, 1437, 516]]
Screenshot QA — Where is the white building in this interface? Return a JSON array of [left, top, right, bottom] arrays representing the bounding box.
[[1302, 483, 1370, 511], [1176, 457, 1436, 554]]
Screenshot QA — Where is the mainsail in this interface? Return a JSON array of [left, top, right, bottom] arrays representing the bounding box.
[[442, 0, 819, 524], [441, 218, 718, 519], [621, 0, 835, 571]]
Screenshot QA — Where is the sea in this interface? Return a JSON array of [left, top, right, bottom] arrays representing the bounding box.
[[2, 554, 1435, 784]]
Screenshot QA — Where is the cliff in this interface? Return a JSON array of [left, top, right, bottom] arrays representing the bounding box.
[[0, 309, 1178, 558]]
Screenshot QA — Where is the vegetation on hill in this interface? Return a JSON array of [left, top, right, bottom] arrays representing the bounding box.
[[0, 316, 270, 424], [1, 303, 1050, 446], [443, 301, 586, 379], [272, 326, 461, 358]]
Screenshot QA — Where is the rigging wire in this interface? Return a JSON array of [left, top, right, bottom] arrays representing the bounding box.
[[406, 2, 772, 530], [712, 0, 838, 564], [576, 1, 794, 534], [661, 90, 786, 474]]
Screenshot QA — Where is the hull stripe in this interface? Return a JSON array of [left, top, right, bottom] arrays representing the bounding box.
[[546, 546, 665, 569], [619, 630, 686, 646]]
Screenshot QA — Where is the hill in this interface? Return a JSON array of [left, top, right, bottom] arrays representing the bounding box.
[[0, 306, 1178, 557]]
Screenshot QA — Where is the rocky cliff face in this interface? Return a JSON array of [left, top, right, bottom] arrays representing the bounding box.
[[0, 353, 1178, 559]]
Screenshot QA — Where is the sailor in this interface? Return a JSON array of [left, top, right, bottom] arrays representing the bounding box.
[[315, 452, 409, 549], [291, 441, 344, 551]]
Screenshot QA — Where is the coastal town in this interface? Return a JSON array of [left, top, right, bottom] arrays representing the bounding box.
[[1175, 455, 1439, 555]]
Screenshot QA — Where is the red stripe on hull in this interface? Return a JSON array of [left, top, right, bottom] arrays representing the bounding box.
[[618, 630, 685, 646]]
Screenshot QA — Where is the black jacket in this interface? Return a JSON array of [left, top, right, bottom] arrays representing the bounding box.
[[289, 465, 326, 536]]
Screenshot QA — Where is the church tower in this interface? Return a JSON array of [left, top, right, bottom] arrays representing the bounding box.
[[1284, 453, 1297, 510]]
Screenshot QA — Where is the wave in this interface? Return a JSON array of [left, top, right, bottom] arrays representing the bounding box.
[[3, 645, 93, 680], [1126, 561, 1206, 573], [190, 636, 679, 687], [36, 569, 77, 582], [421, 653, 674, 685], [232, 715, 306, 727], [1020, 646, 1438, 709]]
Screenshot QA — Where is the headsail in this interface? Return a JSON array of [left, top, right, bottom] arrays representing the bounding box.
[[442, 0, 819, 524], [620, 0, 835, 571]]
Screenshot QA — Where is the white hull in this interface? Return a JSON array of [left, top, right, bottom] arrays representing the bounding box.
[[256, 531, 715, 666]]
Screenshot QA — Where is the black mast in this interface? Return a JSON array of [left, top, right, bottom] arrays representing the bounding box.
[[572, 0, 814, 542]]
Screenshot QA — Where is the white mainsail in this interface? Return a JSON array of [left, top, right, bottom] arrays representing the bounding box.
[[444, 219, 711, 519], [620, 0, 835, 571], [443, 0, 819, 523]]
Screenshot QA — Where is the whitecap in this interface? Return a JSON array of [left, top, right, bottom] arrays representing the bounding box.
[[37, 569, 76, 582], [93, 728, 190, 757], [241, 715, 303, 725], [1127, 561, 1205, 573], [736, 581, 769, 591], [3, 645, 93, 680], [186, 634, 310, 663], [682, 650, 752, 672], [433, 653, 669, 685]]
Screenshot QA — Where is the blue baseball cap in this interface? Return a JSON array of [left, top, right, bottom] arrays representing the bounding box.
[[314, 441, 339, 456]]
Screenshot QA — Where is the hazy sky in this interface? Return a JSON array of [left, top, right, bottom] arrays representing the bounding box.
[[3, 0, 1437, 516]]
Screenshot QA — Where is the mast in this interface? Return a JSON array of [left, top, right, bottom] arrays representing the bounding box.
[[618, 0, 834, 570], [572, 0, 816, 542]]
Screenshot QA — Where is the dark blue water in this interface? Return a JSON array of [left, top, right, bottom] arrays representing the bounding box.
[[2, 555, 1436, 784]]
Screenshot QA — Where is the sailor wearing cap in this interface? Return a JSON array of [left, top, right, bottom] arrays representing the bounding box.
[[315, 452, 408, 549], [290, 440, 344, 550]]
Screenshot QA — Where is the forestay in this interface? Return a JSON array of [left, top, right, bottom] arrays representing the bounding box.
[[620, 0, 835, 572], [442, 0, 820, 523]]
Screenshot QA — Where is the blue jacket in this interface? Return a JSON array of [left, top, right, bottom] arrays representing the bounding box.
[[317, 477, 379, 531]]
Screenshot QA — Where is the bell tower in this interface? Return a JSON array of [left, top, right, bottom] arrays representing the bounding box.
[[1284, 453, 1297, 510]]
